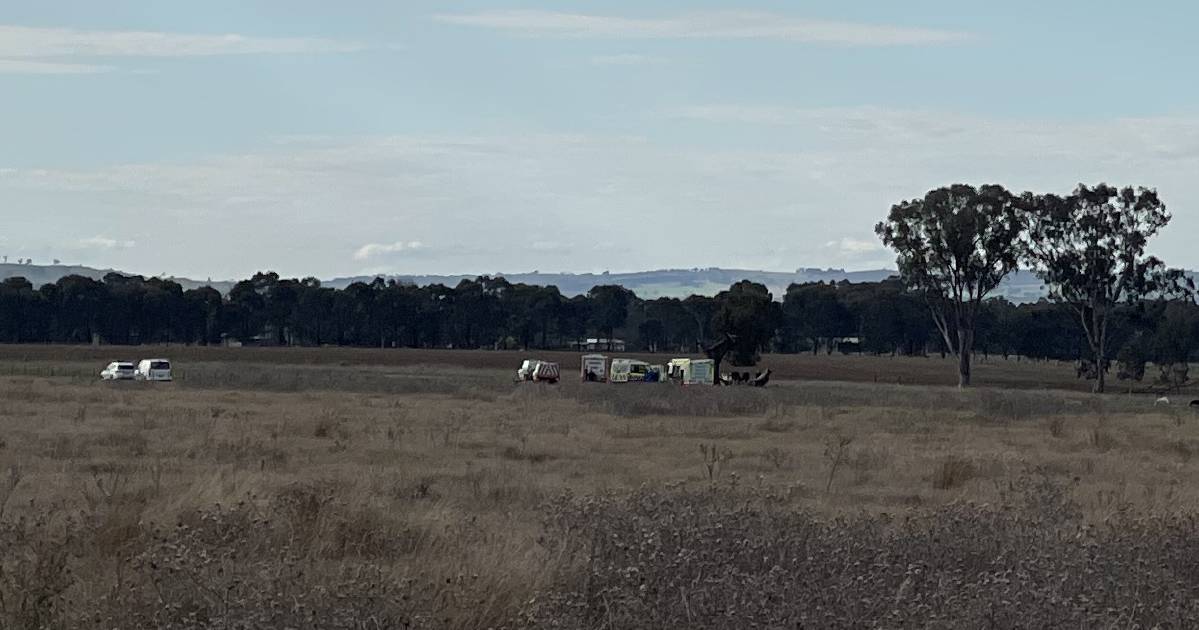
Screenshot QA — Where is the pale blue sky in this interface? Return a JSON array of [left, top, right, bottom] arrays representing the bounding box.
[[2, 2, 1198, 279]]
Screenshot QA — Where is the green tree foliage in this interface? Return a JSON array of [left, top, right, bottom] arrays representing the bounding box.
[[1024, 184, 1190, 393], [57, 275, 107, 343], [1149, 301, 1199, 366], [587, 285, 634, 350], [0, 277, 40, 343], [184, 286, 225, 345], [712, 281, 782, 366], [876, 184, 1025, 387], [782, 282, 850, 355], [1116, 333, 1150, 390], [1014, 301, 1085, 361], [0, 265, 1193, 368], [642, 298, 700, 353], [558, 295, 592, 349], [637, 319, 665, 353], [449, 276, 507, 349], [682, 295, 718, 352]]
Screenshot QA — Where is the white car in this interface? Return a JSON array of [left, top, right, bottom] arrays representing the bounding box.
[[100, 361, 136, 380], [135, 359, 173, 382]]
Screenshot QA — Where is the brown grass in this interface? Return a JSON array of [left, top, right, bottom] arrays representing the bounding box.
[[531, 481, 1199, 629], [0, 349, 1194, 627], [931, 456, 977, 490]]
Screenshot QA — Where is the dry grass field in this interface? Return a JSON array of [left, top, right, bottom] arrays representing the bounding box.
[[3, 342, 1183, 392], [1, 346, 1198, 627]]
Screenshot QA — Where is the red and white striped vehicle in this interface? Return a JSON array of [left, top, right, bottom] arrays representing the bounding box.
[[516, 359, 560, 384]]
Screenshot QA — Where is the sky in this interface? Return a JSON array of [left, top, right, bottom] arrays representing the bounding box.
[[2, 1, 1199, 280]]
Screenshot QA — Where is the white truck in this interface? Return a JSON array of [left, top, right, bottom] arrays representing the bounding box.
[[516, 359, 560, 384], [580, 354, 609, 382], [666, 358, 714, 386]]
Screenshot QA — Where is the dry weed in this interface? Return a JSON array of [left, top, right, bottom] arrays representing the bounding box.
[[530, 479, 1199, 629], [1089, 428, 1118, 452], [932, 456, 977, 490]]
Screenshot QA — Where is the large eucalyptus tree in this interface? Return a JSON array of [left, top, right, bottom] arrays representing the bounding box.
[[1024, 184, 1189, 393], [876, 184, 1025, 387]]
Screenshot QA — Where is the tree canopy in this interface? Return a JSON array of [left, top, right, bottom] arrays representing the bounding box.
[[1024, 184, 1190, 392], [876, 184, 1025, 386]]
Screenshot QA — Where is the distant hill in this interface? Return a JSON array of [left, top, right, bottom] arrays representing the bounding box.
[[327, 268, 1054, 303], [326, 268, 899, 299], [0, 263, 234, 293], [1, 263, 1054, 302]]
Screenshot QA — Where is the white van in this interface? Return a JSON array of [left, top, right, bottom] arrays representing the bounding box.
[[135, 359, 173, 382], [610, 358, 656, 383]]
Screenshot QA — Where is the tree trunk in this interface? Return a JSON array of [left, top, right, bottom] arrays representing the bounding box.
[[1091, 304, 1107, 394], [957, 327, 973, 388]]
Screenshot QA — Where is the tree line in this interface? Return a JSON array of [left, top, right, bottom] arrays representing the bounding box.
[[0, 264, 1195, 389], [0, 182, 1193, 392]]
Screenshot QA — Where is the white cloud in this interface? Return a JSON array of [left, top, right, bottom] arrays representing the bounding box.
[[0, 24, 365, 58], [670, 105, 975, 140], [434, 10, 971, 46], [6, 108, 1199, 278], [827, 238, 885, 255], [353, 241, 425, 261], [75, 236, 136, 250], [589, 53, 668, 66], [0, 58, 115, 74], [530, 241, 575, 253]]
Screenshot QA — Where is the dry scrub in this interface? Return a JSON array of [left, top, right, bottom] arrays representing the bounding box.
[[530, 479, 1199, 629], [0, 353, 1195, 627]]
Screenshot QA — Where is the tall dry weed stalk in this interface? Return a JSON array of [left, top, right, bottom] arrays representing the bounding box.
[[1088, 428, 1117, 452], [699, 443, 731, 481], [0, 465, 22, 520], [761, 447, 788, 470], [823, 435, 853, 494]]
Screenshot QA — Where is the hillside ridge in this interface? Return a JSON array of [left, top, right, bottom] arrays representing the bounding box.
[[1, 263, 1051, 301]]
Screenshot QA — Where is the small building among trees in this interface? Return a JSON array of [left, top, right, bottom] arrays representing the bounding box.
[[569, 338, 626, 352]]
